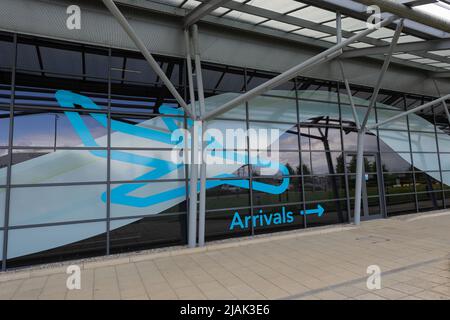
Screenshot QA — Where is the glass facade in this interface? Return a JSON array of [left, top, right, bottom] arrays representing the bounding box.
[[1, 31, 449, 270]]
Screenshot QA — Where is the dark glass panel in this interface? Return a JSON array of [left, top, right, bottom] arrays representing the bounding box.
[[417, 191, 443, 212], [0, 71, 11, 146], [347, 174, 380, 197], [109, 214, 186, 254], [386, 194, 416, 216], [201, 63, 244, 93], [252, 176, 302, 206], [253, 203, 305, 235], [205, 208, 252, 241], [109, 182, 187, 218], [345, 155, 378, 174], [381, 152, 413, 172], [384, 173, 415, 195], [305, 200, 348, 227], [111, 50, 182, 86], [415, 172, 442, 192], [206, 182, 250, 210], [0, 33, 14, 70], [251, 151, 299, 177], [304, 175, 346, 201]]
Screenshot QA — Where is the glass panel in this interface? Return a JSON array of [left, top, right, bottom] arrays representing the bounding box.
[[410, 132, 437, 152], [206, 182, 250, 210], [13, 110, 108, 148], [0, 149, 7, 185], [9, 184, 107, 226], [248, 96, 297, 123], [304, 175, 346, 201], [378, 130, 411, 152], [415, 172, 442, 192], [302, 152, 344, 175], [109, 181, 187, 218], [366, 174, 380, 197], [278, 126, 300, 150], [11, 149, 107, 184], [0, 188, 5, 228], [412, 153, 440, 171], [417, 191, 443, 212], [110, 150, 185, 181], [381, 152, 413, 172], [6, 222, 106, 267], [206, 208, 252, 241], [386, 194, 416, 216], [439, 154, 450, 171], [384, 173, 415, 195], [0, 33, 14, 69], [251, 151, 299, 177], [0, 72, 11, 146], [252, 176, 302, 206], [201, 64, 244, 93], [367, 196, 381, 216], [109, 215, 186, 254], [300, 127, 342, 151], [253, 203, 305, 235], [342, 131, 378, 152], [305, 200, 348, 227]]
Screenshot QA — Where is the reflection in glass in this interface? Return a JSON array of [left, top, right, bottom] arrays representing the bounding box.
[[13, 111, 108, 147], [6, 222, 106, 267], [206, 183, 250, 210], [109, 215, 186, 254], [304, 175, 346, 201], [11, 149, 107, 184], [305, 200, 348, 227], [10, 184, 107, 226]]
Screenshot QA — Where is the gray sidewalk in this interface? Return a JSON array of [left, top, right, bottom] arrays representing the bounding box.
[[0, 211, 449, 300]]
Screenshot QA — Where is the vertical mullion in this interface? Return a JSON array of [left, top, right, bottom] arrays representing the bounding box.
[[183, 60, 189, 244], [406, 95, 419, 212], [106, 48, 112, 255], [2, 33, 17, 271], [432, 104, 445, 208], [244, 68, 254, 237], [296, 79, 308, 228], [337, 82, 352, 222], [295, 79, 307, 228]]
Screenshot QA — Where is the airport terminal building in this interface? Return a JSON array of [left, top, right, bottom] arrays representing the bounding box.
[[1, 0, 450, 270]]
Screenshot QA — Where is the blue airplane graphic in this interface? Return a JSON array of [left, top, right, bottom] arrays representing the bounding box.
[[55, 90, 291, 208]]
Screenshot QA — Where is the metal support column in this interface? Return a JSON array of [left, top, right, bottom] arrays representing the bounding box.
[[185, 28, 198, 248], [353, 19, 403, 225], [192, 24, 207, 247]]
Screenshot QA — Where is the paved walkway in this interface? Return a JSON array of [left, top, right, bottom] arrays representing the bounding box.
[[0, 211, 449, 300]]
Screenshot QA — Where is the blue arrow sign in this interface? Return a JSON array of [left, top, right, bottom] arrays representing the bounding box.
[[300, 204, 324, 217]]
